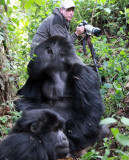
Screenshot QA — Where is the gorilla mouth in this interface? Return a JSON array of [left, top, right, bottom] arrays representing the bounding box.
[[58, 146, 69, 150], [56, 147, 69, 159], [56, 143, 69, 153], [56, 143, 69, 149]]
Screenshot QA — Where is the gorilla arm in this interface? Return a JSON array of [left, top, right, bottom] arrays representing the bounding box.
[[65, 63, 104, 151]]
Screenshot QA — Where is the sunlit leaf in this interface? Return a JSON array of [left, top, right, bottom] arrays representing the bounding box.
[[97, 0, 107, 5], [121, 117, 129, 126], [120, 11, 124, 14], [0, 35, 4, 41], [116, 134, 129, 146], [35, 0, 45, 6], [100, 118, 117, 125], [104, 8, 111, 14], [127, 19, 129, 24], [121, 155, 129, 159], [111, 128, 119, 137], [24, 0, 34, 9], [120, 50, 125, 55]]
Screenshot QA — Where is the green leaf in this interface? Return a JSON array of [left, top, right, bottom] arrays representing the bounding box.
[[116, 134, 129, 146], [115, 149, 129, 156], [111, 128, 119, 137], [114, 90, 123, 100], [0, 0, 5, 5], [124, 8, 129, 14], [35, 0, 45, 6], [104, 8, 111, 14], [0, 35, 4, 41], [104, 83, 113, 89], [0, 116, 8, 123], [120, 11, 124, 14], [115, 149, 129, 157], [121, 155, 129, 159], [97, 0, 106, 5], [100, 88, 106, 95], [103, 61, 109, 67], [24, 0, 35, 9], [100, 118, 117, 125], [102, 149, 110, 160], [120, 50, 125, 55], [121, 117, 129, 126], [127, 19, 129, 24]]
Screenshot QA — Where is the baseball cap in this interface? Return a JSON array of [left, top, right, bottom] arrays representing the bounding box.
[[61, 0, 75, 9]]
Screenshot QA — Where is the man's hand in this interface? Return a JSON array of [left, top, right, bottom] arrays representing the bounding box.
[[75, 26, 85, 36]]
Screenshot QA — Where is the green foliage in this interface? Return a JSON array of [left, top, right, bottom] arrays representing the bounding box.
[[0, 101, 21, 138], [0, 0, 129, 159], [86, 117, 129, 159], [81, 149, 102, 160]]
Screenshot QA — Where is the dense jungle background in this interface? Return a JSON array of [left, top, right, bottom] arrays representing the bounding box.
[[0, 0, 129, 159]]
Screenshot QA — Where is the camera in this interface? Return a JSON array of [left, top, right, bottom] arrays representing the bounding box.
[[79, 20, 102, 37]]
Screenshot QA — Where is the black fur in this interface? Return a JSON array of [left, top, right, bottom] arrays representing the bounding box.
[[0, 109, 69, 160], [15, 36, 104, 153]]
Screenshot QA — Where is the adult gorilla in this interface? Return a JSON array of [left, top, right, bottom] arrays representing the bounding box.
[[15, 36, 105, 154], [0, 109, 69, 160]]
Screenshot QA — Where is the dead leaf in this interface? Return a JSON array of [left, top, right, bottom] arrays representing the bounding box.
[[57, 157, 74, 160], [124, 96, 129, 104], [125, 82, 129, 89]]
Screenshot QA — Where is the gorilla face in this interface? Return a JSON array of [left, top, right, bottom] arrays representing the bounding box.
[[28, 36, 83, 80], [43, 129, 69, 159]]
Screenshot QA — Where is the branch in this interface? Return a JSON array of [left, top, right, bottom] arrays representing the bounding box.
[[91, 0, 97, 25]]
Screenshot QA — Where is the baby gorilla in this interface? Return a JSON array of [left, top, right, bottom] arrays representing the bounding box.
[[0, 109, 69, 160]]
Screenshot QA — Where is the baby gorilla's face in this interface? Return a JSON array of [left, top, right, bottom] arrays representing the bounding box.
[[55, 130, 69, 158], [28, 109, 69, 159], [42, 129, 69, 159]]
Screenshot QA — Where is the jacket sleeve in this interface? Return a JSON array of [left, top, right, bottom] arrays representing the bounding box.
[[68, 32, 78, 44], [50, 23, 77, 44]]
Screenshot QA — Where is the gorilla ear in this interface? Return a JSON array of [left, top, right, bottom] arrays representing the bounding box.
[[30, 123, 37, 133], [30, 120, 44, 134]]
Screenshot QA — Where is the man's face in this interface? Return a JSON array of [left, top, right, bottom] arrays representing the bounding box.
[[61, 7, 75, 21]]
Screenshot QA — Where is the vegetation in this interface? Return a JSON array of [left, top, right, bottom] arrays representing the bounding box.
[[0, 0, 129, 159]]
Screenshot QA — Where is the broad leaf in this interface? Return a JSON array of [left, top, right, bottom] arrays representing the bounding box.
[[35, 0, 45, 6], [104, 83, 113, 89], [100, 118, 117, 125], [121, 117, 129, 126], [0, 35, 4, 41], [104, 8, 111, 14], [111, 128, 119, 137], [116, 134, 129, 147]]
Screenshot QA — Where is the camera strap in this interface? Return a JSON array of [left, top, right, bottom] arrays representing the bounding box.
[[82, 34, 103, 85], [82, 37, 87, 55]]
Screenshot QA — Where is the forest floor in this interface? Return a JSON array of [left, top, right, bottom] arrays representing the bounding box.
[[0, 103, 129, 159]]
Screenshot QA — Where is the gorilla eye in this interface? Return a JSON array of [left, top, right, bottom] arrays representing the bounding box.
[[46, 47, 52, 54], [53, 127, 58, 132]]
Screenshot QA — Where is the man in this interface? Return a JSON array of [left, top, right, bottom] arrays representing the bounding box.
[[30, 0, 84, 57]]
